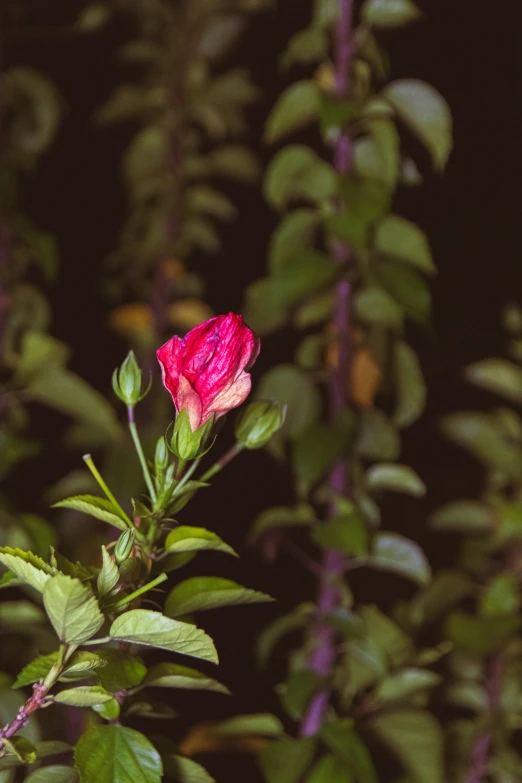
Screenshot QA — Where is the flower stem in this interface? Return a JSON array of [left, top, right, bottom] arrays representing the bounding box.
[[170, 457, 201, 498], [199, 442, 244, 482], [300, 0, 354, 739], [83, 454, 134, 528], [127, 406, 157, 504], [113, 573, 168, 610]]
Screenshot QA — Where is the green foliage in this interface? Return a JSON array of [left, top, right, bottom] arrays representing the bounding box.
[[74, 725, 162, 783], [165, 577, 274, 617], [43, 575, 104, 645]]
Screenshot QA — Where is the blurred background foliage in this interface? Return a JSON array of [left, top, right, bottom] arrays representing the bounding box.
[[0, 0, 521, 781]]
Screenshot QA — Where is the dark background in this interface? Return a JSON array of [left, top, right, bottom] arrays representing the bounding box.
[[4, 0, 522, 778]]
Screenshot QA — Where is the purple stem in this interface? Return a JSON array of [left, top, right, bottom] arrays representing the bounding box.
[[300, 0, 354, 738], [461, 655, 502, 783]]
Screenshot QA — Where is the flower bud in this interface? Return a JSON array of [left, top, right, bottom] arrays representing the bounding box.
[[170, 408, 215, 461], [114, 528, 136, 565], [154, 436, 169, 473], [112, 351, 150, 407], [235, 400, 286, 449]]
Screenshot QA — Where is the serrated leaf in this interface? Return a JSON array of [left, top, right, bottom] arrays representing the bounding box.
[[370, 533, 431, 585], [52, 496, 129, 532], [0, 548, 53, 592], [376, 215, 435, 275], [369, 710, 443, 783], [365, 463, 426, 496], [383, 79, 453, 171], [109, 609, 217, 663], [165, 577, 274, 618], [362, 0, 420, 28], [321, 721, 378, 783], [54, 686, 112, 707], [428, 500, 495, 532], [464, 359, 522, 405], [74, 725, 162, 783], [144, 663, 229, 695], [265, 81, 320, 143], [23, 766, 78, 782], [165, 527, 237, 558], [259, 737, 316, 783], [97, 546, 120, 597], [14, 651, 106, 689], [43, 574, 104, 644], [393, 341, 427, 427]]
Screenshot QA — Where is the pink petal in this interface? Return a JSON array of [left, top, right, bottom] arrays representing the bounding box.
[[177, 375, 203, 431], [204, 371, 252, 420]]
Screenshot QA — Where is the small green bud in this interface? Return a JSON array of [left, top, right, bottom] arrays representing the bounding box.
[[154, 436, 169, 473], [170, 409, 215, 461], [114, 528, 136, 565], [112, 351, 150, 407], [235, 400, 286, 449]]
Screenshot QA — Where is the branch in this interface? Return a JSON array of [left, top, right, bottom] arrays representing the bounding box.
[[461, 654, 503, 783], [300, 0, 354, 738]]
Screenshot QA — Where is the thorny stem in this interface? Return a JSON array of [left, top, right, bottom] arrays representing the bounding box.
[[83, 454, 134, 528], [461, 654, 503, 783], [0, 645, 69, 756], [300, 0, 354, 738], [127, 406, 158, 504]]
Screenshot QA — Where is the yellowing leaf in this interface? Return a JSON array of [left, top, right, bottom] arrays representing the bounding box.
[[179, 722, 268, 756], [109, 303, 154, 337], [167, 300, 214, 332], [313, 63, 336, 93], [351, 349, 382, 408]]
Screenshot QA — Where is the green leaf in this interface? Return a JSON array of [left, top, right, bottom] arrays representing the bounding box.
[[54, 686, 112, 707], [109, 609, 218, 663], [186, 186, 237, 222], [376, 215, 436, 275], [354, 287, 403, 329], [365, 463, 426, 497], [256, 604, 313, 667], [214, 713, 284, 736], [165, 577, 274, 617], [0, 548, 53, 592], [269, 209, 320, 273], [125, 698, 177, 720], [97, 546, 120, 597], [92, 698, 121, 721], [28, 368, 121, 441], [377, 258, 431, 324], [0, 600, 45, 628], [265, 145, 337, 209], [208, 145, 260, 183], [392, 341, 427, 427], [339, 173, 391, 227], [321, 721, 378, 783], [143, 663, 229, 695], [428, 500, 495, 532], [74, 725, 162, 783], [280, 670, 323, 720], [43, 574, 104, 644], [354, 119, 400, 189], [256, 365, 321, 441], [14, 650, 107, 689], [464, 359, 522, 404], [0, 741, 71, 771], [270, 251, 337, 309], [243, 278, 290, 336], [163, 755, 215, 783], [265, 81, 320, 143], [369, 710, 444, 783], [259, 737, 316, 783], [311, 513, 369, 557], [305, 755, 354, 783], [281, 28, 329, 69], [52, 496, 129, 532], [383, 80, 453, 171], [480, 573, 520, 615], [2, 737, 36, 763], [293, 423, 350, 495], [370, 533, 431, 585], [250, 504, 316, 542], [355, 410, 401, 461], [24, 767, 79, 783], [408, 570, 472, 628], [441, 412, 522, 479], [445, 611, 521, 657], [375, 669, 442, 704], [362, 0, 420, 28], [165, 527, 237, 558]]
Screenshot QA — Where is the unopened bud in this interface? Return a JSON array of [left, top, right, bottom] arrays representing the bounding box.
[[170, 409, 215, 461], [114, 528, 136, 565], [235, 400, 286, 449], [154, 436, 169, 473], [112, 351, 150, 407]]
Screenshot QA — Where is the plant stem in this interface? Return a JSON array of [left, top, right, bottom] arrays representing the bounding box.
[[83, 454, 134, 528], [170, 457, 201, 498], [461, 654, 503, 783], [199, 442, 244, 482], [127, 406, 157, 504], [300, 0, 354, 739], [113, 572, 168, 610], [0, 644, 68, 755]]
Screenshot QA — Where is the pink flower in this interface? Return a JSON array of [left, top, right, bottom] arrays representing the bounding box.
[[157, 313, 260, 431]]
